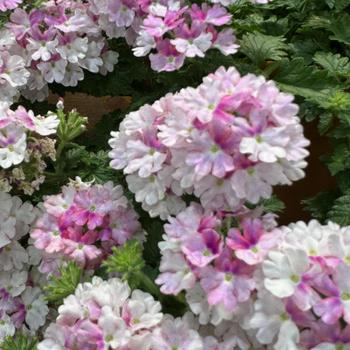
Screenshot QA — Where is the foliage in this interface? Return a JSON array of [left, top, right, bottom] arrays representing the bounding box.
[[44, 262, 83, 304], [0, 333, 38, 350]]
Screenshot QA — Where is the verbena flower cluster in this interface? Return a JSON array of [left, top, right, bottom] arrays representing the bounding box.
[[0, 103, 58, 194], [2, 1, 347, 348], [90, 0, 239, 72], [2, 0, 119, 103], [0, 192, 48, 340], [156, 202, 280, 324], [109, 66, 309, 219], [31, 179, 141, 272], [0, 0, 274, 104], [157, 213, 350, 349], [38, 277, 203, 350]]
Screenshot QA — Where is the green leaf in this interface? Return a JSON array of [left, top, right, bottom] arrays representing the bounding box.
[[328, 190, 350, 225], [318, 112, 334, 135], [313, 91, 350, 112], [326, 143, 350, 175], [314, 52, 350, 78], [102, 240, 145, 289], [336, 170, 350, 193], [274, 58, 334, 91], [44, 261, 83, 304], [260, 196, 285, 213], [334, 0, 350, 11], [325, 0, 335, 8], [1, 333, 38, 350], [303, 191, 338, 222], [240, 32, 288, 66], [329, 14, 350, 45]]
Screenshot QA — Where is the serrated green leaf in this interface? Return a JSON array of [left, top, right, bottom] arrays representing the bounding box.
[[328, 190, 350, 225], [1, 333, 38, 350], [336, 170, 350, 193], [44, 261, 83, 304], [303, 191, 338, 222], [260, 196, 285, 213], [274, 58, 334, 90], [334, 0, 350, 11], [240, 32, 288, 66], [314, 52, 350, 78], [300, 16, 331, 30], [326, 143, 350, 175], [329, 14, 350, 45], [318, 112, 334, 135], [102, 240, 145, 288]]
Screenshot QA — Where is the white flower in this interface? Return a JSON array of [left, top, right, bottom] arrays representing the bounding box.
[[0, 126, 26, 169], [79, 41, 104, 73], [171, 33, 213, 58], [152, 314, 203, 350], [249, 291, 299, 346], [27, 38, 58, 62], [22, 286, 49, 332], [100, 50, 119, 75], [240, 127, 289, 163], [124, 140, 167, 178], [123, 290, 163, 332], [156, 251, 196, 294], [231, 165, 273, 204], [0, 270, 27, 296], [98, 306, 130, 348], [263, 248, 309, 298], [0, 52, 29, 88], [186, 283, 233, 326], [126, 174, 166, 206], [61, 64, 84, 87], [0, 213, 16, 248], [37, 59, 67, 83], [205, 320, 252, 350], [37, 323, 65, 350], [34, 113, 59, 136], [133, 31, 156, 57], [82, 276, 131, 309], [0, 314, 15, 340], [0, 241, 28, 271], [56, 37, 88, 64]]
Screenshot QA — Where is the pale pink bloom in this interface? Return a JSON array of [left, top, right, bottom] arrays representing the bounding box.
[[0, 0, 22, 11], [152, 315, 203, 350], [150, 39, 185, 72], [190, 4, 231, 26], [213, 28, 239, 55], [171, 32, 213, 58], [200, 265, 255, 311], [156, 251, 196, 294], [108, 0, 135, 27]]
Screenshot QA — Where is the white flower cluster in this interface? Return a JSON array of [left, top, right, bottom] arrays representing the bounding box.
[[2, 1, 119, 104], [109, 66, 309, 219], [0, 192, 48, 341], [38, 276, 207, 349]]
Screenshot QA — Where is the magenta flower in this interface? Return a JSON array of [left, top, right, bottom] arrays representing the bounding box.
[[227, 218, 281, 265], [313, 263, 350, 325], [182, 228, 223, 267]]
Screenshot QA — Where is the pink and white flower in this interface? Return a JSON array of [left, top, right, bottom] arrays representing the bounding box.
[[31, 180, 141, 271]]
